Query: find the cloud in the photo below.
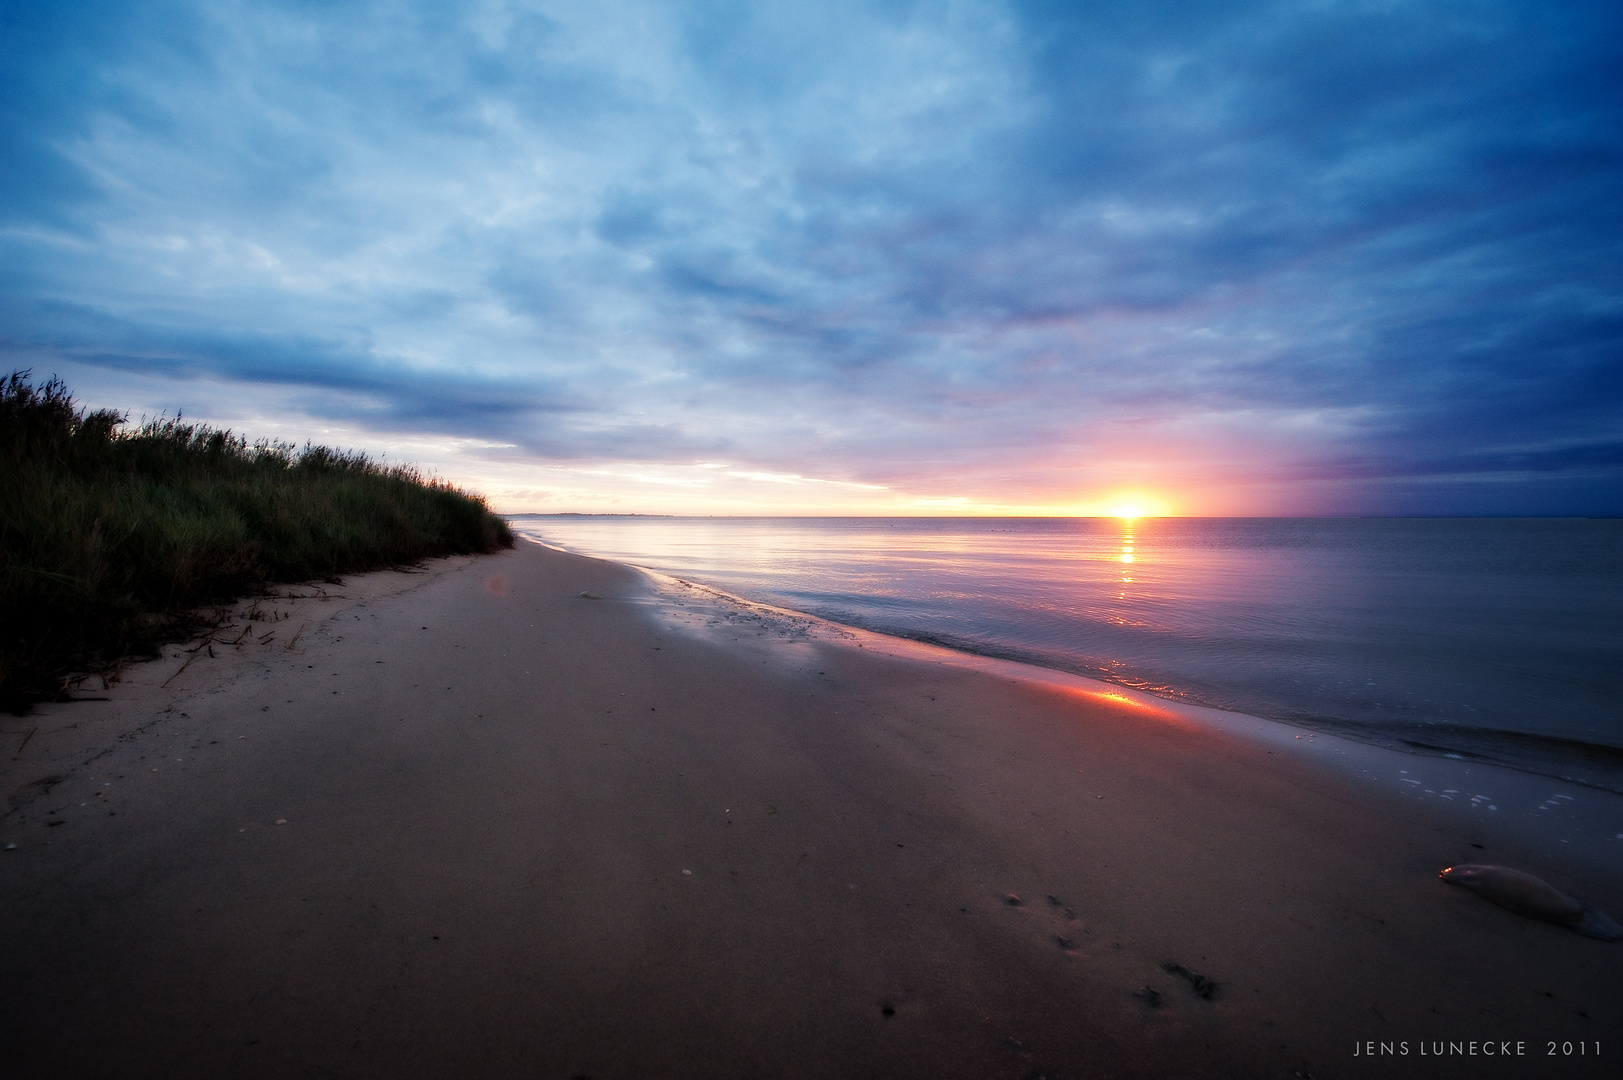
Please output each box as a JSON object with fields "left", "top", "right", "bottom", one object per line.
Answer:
{"left": 2, "top": 0, "right": 1620, "bottom": 512}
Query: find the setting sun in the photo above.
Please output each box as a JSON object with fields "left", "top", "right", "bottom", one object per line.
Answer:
{"left": 1086, "top": 491, "right": 1172, "bottom": 519}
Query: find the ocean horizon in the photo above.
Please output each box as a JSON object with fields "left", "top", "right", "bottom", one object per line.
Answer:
{"left": 511, "top": 514, "right": 1623, "bottom": 791}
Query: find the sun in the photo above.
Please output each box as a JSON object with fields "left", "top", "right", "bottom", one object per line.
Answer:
{"left": 1088, "top": 491, "right": 1172, "bottom": 519}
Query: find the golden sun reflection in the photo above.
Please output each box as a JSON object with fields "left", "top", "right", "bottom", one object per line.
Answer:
{"left": 1067, "top": 687, "right": 1182, "bottom": 721}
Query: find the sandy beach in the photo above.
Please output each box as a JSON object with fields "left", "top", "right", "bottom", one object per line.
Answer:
{"left": 2, "top": 540, "right": 1619, "bottom": 1079}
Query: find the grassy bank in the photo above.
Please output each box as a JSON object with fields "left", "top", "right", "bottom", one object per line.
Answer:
{"left": 1, "top": 372, "right": 512, "bottom": 708}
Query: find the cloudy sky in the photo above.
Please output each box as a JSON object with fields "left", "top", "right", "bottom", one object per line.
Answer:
{"left": 4, "top": 0, "right": 1620, "bottom": 514}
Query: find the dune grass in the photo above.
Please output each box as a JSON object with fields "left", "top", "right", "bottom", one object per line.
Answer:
{"left": 1, "top": 372, "right": 513, "bottom": 708}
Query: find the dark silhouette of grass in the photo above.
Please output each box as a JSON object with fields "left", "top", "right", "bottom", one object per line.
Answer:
{"left": 1, "top": 372, "right": 513, "bottom": 709}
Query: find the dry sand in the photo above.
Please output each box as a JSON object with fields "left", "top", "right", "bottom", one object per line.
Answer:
{"left": 2, "top": 541, "right": 1619, "bottom": 1079}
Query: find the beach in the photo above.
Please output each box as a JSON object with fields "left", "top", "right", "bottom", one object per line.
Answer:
{"left": 2, "top": 541, "right": 1619, "bottom": 1078}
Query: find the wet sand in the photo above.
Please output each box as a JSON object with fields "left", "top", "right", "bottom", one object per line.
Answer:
{"left": 2, "top": 541, "right": 1619, "bottom": 1079}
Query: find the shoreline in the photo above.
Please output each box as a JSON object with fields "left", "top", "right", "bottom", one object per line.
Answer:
{"left": 508, "top": 515, "right": 1623, "bottom": 797}
{"left": 3, "top": 541, "right": 1620, "bottom": 1078}
{"left": 541, "top": 536, "right": 1623, "bottom": 840}
{"left": 631, "top": 556, "right": 1623, "bottom": 881}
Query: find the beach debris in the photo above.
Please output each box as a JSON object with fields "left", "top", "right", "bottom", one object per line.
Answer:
{"left": 580, "top": 591, "right": 602, "bottom": 599}
{"left": 1134, "top": 986, "right": 1164, "bottom": 1008}
{"left": 1439, "top": 863, "right": 1623, "bottom": 940}
{"left": 162, "top": 630, "right": 225, "bottom": 686}
{"left": 1004, "top": 893, "right": 1021, "bottom": 906}
{"left": 1162, "top": 961, "right": 1221, "bottom": 1000}
{"left": 274, "top": 819, "right": 287, "bottom": 826}
{"left": 4, "top": 843, "right": 16, "bottom": 850}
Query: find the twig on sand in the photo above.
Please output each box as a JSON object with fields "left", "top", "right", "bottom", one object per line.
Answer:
{"left": 162, "top": 630, "right": 222, "bottom": 687}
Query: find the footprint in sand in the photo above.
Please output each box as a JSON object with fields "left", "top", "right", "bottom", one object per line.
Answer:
{"left": 1162, "top": 961, "right": 1221, "bottom": 1000}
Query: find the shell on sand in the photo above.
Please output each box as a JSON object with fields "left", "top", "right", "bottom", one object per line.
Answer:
{"left": 1440, "top": 864, "right": 1623, "bottom": 941}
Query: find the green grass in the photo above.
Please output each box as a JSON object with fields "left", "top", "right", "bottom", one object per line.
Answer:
{"left": 1, "top": 372, "right": 513, "bottom": 708}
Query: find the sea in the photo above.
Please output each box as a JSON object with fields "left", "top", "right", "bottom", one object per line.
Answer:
{"left": 508, "top": 516, "right": 1623, "bottom": 792}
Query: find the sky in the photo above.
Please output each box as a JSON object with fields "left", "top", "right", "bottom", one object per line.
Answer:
{"left": 3, "top": 0, "right": 1621, "bottom": 516}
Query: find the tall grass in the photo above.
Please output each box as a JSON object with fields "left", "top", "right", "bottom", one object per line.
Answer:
{"left": 1, "top": 372, "right": 513, "bottom": 707}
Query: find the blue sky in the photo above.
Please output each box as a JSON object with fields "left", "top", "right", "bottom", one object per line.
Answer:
{"left": 3, "top": 0, "right": 1620, "bottom": 514}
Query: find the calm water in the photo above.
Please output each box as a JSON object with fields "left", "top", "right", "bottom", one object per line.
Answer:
{"left": 510, "top": 516, "right": 1623, "bottom": 784}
